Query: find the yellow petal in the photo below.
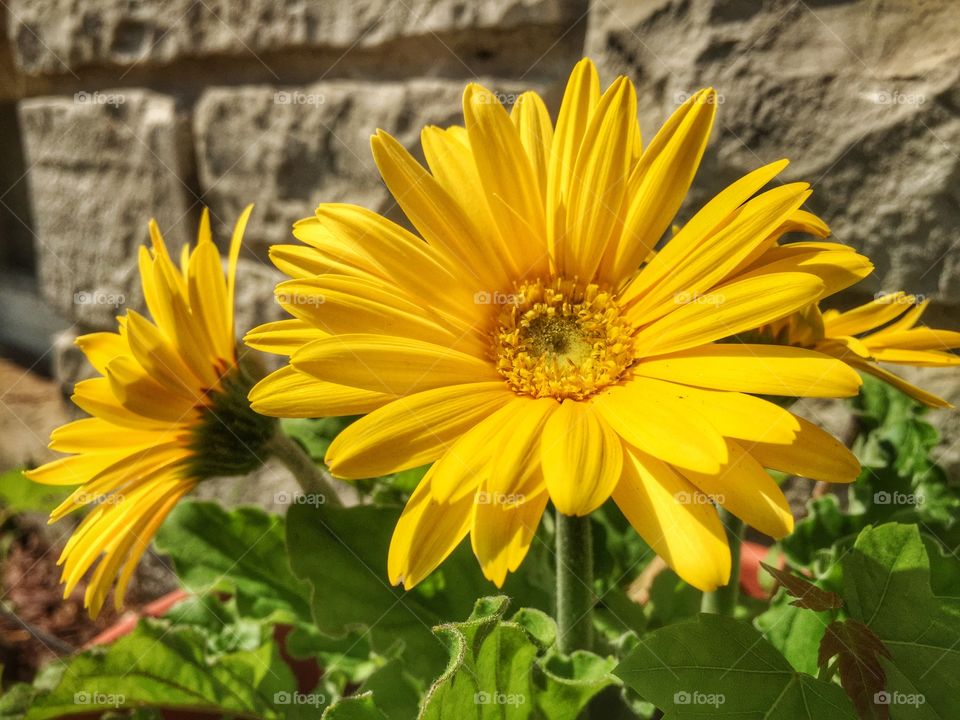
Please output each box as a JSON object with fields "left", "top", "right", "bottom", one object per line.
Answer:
{"left": 547, "top": 58, "right": 600, "bottom": 260}
{"left": 275, "top": 275, "right": 478, "bottom": 353}
{"left": 226, "top": 204, "right": 253, "bottom": 342}
{"left": 746, "top": 415, "right": 861, "bottom": 482}
{"left": 244, "top": 319, "right": 326, "bottom": 356}
{"left": 371, "top": 130, "right": 508, "bottom": 288}
{"left": 325, "top": 382, "right": 514, "bottom": 478}
{"left": 388, "top": 470, "right": 473, "bottom": 588}
{"left": 249, "top": 366, "right": 394, "bottom": 418}
{"left": 591, "top": 378, "right": 727, "bottom": 473}
{"left": 737, "top": 243, "right": 874, "bottom": 299}
{"left": 292, "top": 334, "right": 497, "bottom": 396}
{"left": 633, "top": 344, "right": 863, "bottom": 398}
{"left": 472, "top": 485, "right": 549, "bottom": 587}
{"left": 681, "top": 440, "right": 794, "bottom": 539}
{"left": 313, "top": 204, "right": 479, "bottom": 326}
{"left": 75, "top": 332, "right": 128, "bottom": 375}
{"left": 822, "top": 292, "right": 913, "bottom": 337}
{"left": 869, "top": 348, "right": 960, "bottom": 366}
{"left": 541, "top": 401, "right": 622, "bottom": 516}
{"left": 48, "top": 418, "right": 162, "bottom": 453}
{"left": 510, "top": 92, "right": 554, "bottom": 204}
{"left": 632, "top": 272, "right": 825, "bottom": 357}
{"left": 626, "top": 183, "right": 812, "bottom": 325}
{"left": 489, "top": 397, "right": 557, "bottom": 497}
{"left": 848, "top": 359, "right": 952, "bottom": 409}
{"left": 605, "top": 89, "right": 718, "bottom": 281}
{"left": 635, "top": 384, "right": 800, "bottom": 445}
{"left": 619, "top": 159, "right": 788, "bottom": 303}
{"left": 428, "top": 398, "right": 531, "bottom": 503}
{"left": 72, "top": 378, "right": 171, "bottom": 431}
{"left": 463, "top": 84, "right": 548, "bottom": 279}
{"left": 612, "top": 446, "right": 730, "bottom": 592}
{"left": 562, "top": 76, "right": 637, "bottom": 280}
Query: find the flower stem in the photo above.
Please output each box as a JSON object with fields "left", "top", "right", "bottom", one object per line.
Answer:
{"left": 264, "top": 430, "right": 343, "bottom": 507}
{"left": 700, "top": 508, "right": 743, "bottom": 615}
{"left": 555, "top": 510, "right": 594, "bottom": 654}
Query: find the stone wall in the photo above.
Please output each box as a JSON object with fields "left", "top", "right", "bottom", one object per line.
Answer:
{"left": 1, "top": 0, "right": 959, "bottom": 468}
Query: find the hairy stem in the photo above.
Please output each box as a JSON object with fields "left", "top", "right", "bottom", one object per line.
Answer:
{"left": 555, "top": 510, "right": 594, "bottom": 653}
{"left": 264, "top": 430, "right": 343, "bottom": 507}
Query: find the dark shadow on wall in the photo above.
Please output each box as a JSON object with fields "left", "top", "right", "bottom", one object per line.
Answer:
{"left": 0, "top": 101, "right": 35, "bottom": 274}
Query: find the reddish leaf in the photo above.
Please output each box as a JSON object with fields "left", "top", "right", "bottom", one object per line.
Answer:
{"left": 819, "top": 619, "right": 893, "bottom": 720}
{"left": 760, "top": 561, "right": 844, "bottom": 611}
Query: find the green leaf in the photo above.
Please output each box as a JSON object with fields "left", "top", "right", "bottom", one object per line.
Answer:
{"left": 841, "top": 523, "right": 960, "bottom": 717}
{"left": 615, "top": 613, "right": 856, "bottom": 718}
{"left": 322, "top": 692, "right": 389, "bottom": 719}
{"left": 0, "top": 468, "right": 71, "bottom": 516}
{"left": 420, "top": 596, "right": 536, "bottom": 719}
{"left": 281, "top": 417, "right": 355, "bottom": 462}
{"left": 755, "top": 599, "right": 832, "bottom": 676}
{"left": 419, "top": 596, "right": 616, "bottom": 720}
{"left": 24, "top": 619, "right": 309, "bottom": 719}
{"left": 154, "top": 501, "right": 312, "bottom": 623}
{"left": 286, "top": 504, "right": 550, "bottom": 684}
{"left": 0, "top": 682, "right": 37, "bottom": 720}
{"left": 537, "top": 651, "right": 618, "bottom": 720}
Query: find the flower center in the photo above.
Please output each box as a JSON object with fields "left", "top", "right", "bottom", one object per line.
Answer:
{"left": 493, "top": 278, "right": 635, "bottom": 400}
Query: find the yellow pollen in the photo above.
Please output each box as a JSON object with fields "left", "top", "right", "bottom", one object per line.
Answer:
{"left": 493, "top": 278, "right": 635, "bottom": 400}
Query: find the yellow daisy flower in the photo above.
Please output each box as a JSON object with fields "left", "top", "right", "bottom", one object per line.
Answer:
{"left": 27, "top": 206, "right": 276, "bottom": 617}
{"left": 762, "top": 294, "right": 960, "bottom": 408}
{"left": 249, "top": 59, "right": 866, "bottom": 592}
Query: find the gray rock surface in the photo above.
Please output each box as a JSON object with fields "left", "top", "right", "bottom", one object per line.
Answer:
{"left": 18, "top": 89, "right": 194, "bottom": 329}
{"left": 7, "top": 0, "right": 582, "bottom": 75}
{"left": 587, "top": 0, "right": 960, "bottom": 302}
{"left": 193, "top": 78, "right": 554, "bottom": 252}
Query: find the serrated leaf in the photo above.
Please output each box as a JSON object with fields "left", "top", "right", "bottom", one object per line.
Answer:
{"left": 615, "top": 613, "right": 857, "bottom": 719}
{"left": 322, "top": 692, "right": 389, "bottom": 719}
{"left": 819, "top": 619, "right": 892, "bottom": 720}
{"left": 761, "top": 561, "right": 844, "bottom": 610}
{"left": 418, "top": 596, "right": 615, "bottom": 720}
{"left": 841, "top": 523, "right": 960, "bottom": 718}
